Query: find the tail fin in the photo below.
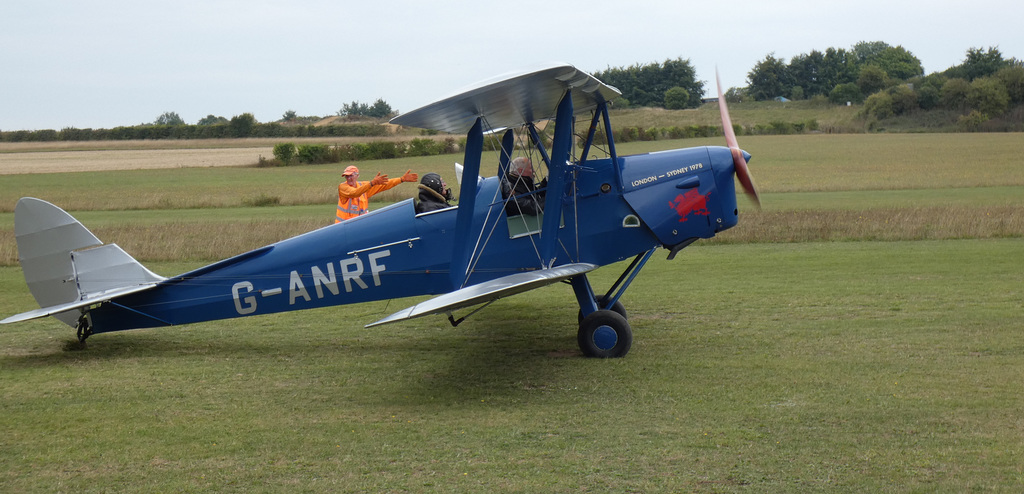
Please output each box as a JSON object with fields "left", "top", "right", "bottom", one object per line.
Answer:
{"left": 4, "top": 198, "right": 164, "bottom": 327}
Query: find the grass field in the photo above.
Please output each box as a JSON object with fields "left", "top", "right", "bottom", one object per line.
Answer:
{"left": 1, "top": 133, "right": 1023, "bottom": 491}
{"left": 1, "top": 133, "right": 1020, "bottom": 264}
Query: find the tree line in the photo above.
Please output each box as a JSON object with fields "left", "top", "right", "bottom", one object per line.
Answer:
{"left": 4, "top": 45, "right": 1020, "bottom": 142}
{"left": 1, "top": 99, "right": 397, "bottom": 143}
{"left": 741, "top": 43, "right": 1023, "bottom": 126}
{"left": 0, "top": 112, "right": 392, "bottom": 143}
{"left": 593, "top": 58, "right": 705, "bottom": 109}
{"left": 593, "top": 43, "right": 1022, "bottom": 125}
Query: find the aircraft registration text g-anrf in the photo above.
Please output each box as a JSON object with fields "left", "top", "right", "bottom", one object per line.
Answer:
{"left": 232, "top": 250, "right": 391, "bottom": 315}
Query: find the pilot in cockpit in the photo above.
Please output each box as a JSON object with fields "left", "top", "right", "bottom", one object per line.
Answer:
{"left": 415, "top": 173, "right": 454, "bottom": 214}
{"left": 501, "top": 156, "right": 547, "bottom": 216}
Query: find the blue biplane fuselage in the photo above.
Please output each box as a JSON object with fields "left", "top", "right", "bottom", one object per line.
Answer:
{"left": 86, "top": 146, "right": 740, "bottom": 333}
{"left": 5, "top": 64, "right": 757, "bottom": 358}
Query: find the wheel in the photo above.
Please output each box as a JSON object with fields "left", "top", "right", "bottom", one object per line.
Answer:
{"left": 76, "top": 314, "right": 92, "bottom": 343}
{"left": 578, "top": 310, "right": 632, "bottom": 358}
{"left": 577, "top": 295, "right": 627, "bottom": 323}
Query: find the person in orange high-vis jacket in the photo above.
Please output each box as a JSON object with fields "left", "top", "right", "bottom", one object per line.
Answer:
{"left": 336, "top": 165, "right": 418, "bottom": 223}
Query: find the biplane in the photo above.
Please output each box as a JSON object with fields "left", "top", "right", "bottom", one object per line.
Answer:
{"left": 2, "top": 63, "right": 759, "bottom": 358}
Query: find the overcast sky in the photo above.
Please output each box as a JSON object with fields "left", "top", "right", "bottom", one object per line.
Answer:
{"left": 2, "top": 0, "right": 1021, "bottom": 131}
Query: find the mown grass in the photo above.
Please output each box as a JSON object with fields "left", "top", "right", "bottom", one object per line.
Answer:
{"left": 1, "top": 133, "right": 1024, "bottom": 491}
{"left": 739, "top": 133, "right": 1024, "bottom": 193}
{"left": 2, "top": 240, "right": 1023, "bottom": 491}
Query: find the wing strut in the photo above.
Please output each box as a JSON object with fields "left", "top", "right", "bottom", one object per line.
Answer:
{"left": 497, "top": 128, "right": 515, "bottom": 178}
{"left": 539, "top": 90, "right": 574, "bottom": 267}
{"left": 579, "top": 106, "right": 603, "bottom": 164}
{"left": 527, "top": 123, "right": 551, "bottom": 169}
{"left": 450, "top": 117, "right": 484, "bottom": 289}
{"left": 578, "top": 101, "right": 620, "bottom": 192}
{"left": 600, "top": 103, "right": 622, "bottom": 191}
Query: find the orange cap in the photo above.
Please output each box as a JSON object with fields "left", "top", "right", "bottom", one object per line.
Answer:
{"left": 342, "top": 165, "right": 359, "bottom": 176}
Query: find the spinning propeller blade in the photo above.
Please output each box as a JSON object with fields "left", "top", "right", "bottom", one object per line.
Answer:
{"left": 716, "top": 70, "right": 761, "bottom": 209}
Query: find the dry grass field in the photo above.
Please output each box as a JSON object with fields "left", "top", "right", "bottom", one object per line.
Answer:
{"left": 0, "top": 146, "right": 268, "bottom": 174}
{"left": 0, "top": 133, "right": 1021, "bottom": 266}
{"left": 0, "top": 135, "right": 433, "bottom": 174}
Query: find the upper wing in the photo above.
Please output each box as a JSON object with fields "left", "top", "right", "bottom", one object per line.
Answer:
{"left": 366, "top": 263, "right": 598, "bottom": 327}
{"left": 389, "top": 63, "right": 620, "bottom": 134}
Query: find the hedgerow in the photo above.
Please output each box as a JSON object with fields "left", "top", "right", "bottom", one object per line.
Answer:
{"left": 0, "top": 122, "right": 390, "bottom": 142}
{"left": 604, "top": 121, "right": 820, "bottom": 144}
{"left": 259, "top": 137, "right": 461, "bottom": 166}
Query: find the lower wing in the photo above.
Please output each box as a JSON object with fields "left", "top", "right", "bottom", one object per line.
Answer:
{"left": 366, "top": 263, "right": 597, "bottom": 327}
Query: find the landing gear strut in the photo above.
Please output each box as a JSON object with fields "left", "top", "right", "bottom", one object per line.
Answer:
{"left": 569, "top": 248, "right": 656, "bottom": 358}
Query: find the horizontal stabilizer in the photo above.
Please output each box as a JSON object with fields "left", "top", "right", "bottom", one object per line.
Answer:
{"left": 73, "top": 243, "right": 166, "bottom": 296}
{"left": 366, "top": 263, "right": 597, "bottom": 328}
{"left": 1, "top": 283, "right": 161, "bottom": 325}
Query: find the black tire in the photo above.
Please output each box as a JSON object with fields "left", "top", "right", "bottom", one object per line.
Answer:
{"left": 578, "top": 310, "right": 632, "bottom": 358}
{"left": 577, "top": 295, "right": 627, "bottom": 324}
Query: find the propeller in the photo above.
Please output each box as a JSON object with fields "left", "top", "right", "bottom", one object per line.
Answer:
{"left": 716, "top": 69, "right": 761, "bottom": 209}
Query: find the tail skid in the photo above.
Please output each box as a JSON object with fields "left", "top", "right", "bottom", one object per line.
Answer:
{"left": 1, "top": 198, "right": 164, "bottom": 328}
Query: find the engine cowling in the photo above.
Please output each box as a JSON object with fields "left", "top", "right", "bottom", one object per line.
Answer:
{"left": 620, "top": 146, "right": 747, "bottom": 252}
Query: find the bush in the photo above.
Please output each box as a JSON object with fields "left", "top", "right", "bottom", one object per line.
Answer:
{"left": 768, "top": 121, "right": 794, "bottom": 134}
{"left": 941, "top": 78, "right": 970, "bottom": 111}
{"left": 615, "top": 127, "right": 641, "bottom": 143}
{"left": 888, "top": 85, "right": 919, "bottom": 115}
{"left": 360, "top": 141, "right": 401, "bottom": 160}
{"left": 665, "top": 125, "right": 716, "bottom": 139}
{"left": 255, "top": 155, "right": 282, "bottom": 167}
{"left": 229, "top": 113, "right": 257, "bottom": 138}
{"left": 330, "top": 144, "right": 359, "bottom": 162}
{"left": 863, "top": 92, "right": 894, "bottom": 119}
{"left": 407, "top": 138, "right": 451, "bottom": 157}
{"left": 273, "top": 143, "right": 297, "bottom": 164}
{"left": 857, "top": 65, "right": 889, "bottom": 95}
{"left": 441, "top": 137, "right": 458, "bottom": 154}
{"left": 663, "top": 87, "right": 690, "bottom": 110}
{"left": 830, "top": 83, "right": 863, "bottom": 104}
{"left": 297, "top": 144, "right": 331, "bottom": 164}
{"left": 995, "top": 66, "right": 1024, "bottom": 104}
{"left": 958, "top": 110, "right": 988, "bottom": 131}
{"left": 917, "top": 85, "right": 941, "bottom": 110}
{"left": 967, "top": 77, "right": 1010, "bottom": 116}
